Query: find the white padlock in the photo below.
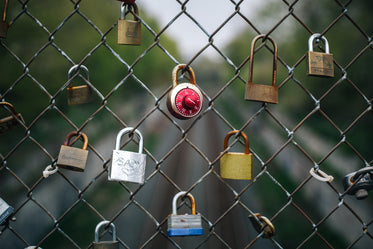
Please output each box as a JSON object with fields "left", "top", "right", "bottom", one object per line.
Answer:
{"left": 109, "top": 127, "right": 146, "bottom": 184}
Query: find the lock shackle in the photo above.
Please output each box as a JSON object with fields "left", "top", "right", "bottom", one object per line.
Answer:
{"left": 248, "top": 35, "right": 277, "bottom": 87}
{"left": 67, "top": 65, "right": 90, "bottom": 89}
{"left": 308, "top": 33, "right": 330, "bottom": 53}
{"left": 115, "top": 127, "right": 143, "bottom": 154}
{"left": 94, "top": 220, "right": 117, "bottom": 242}
{"left": 249, "top": 213, "right": 275, "bottom": 238}
{"left": 64, "top": 131, "right": 88, "bottom": 150}
{"left": 172, "top": 191, "right": 196, "bottom": 215}
{"left": 120, "top": 2, "right": 139, "bottom": 20}
{"left": 223, "top": 130, "right": 250, "bottom": 154}
{"left": 172, "top": 64, "right": 196, "bottom": 88}
{"left": 350, "top": 166, "right": 373, "bottom": 182}
{"left": 1, "top": 102, "right": 19, "bottom": 117}
{"left": 2, "top": 0, "right": 8, "bottom": 22}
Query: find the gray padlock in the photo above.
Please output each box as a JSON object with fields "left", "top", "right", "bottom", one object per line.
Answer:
{"left": 93, "top": 220, "right": 119, "bottom": 249}
{"left": 0, "top": 197, "right": 14, "bottom": 225}
{"left": 109, "top": 127, "right": 146, "bottom": 184}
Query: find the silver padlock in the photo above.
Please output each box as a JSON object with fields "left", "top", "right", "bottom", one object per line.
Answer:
{"left": 167, "top": 191, "right": 203, "bottom": 237}
{"left": 109, "top": 127, "right": 146, "bottom": 184}
{"left": 0, "top": 197, "right": 14, "bottom": 225}
{"left": 24, "top": 247, "right": 42, "bottom": 249}
{"left": 93, "top": 220, "right": 119, "bottom": 249}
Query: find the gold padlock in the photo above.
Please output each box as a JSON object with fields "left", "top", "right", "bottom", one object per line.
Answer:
{"left": 245, "top": 35, "right": 278, "bottom": 104}
{"left": 0, "top": 102, "right": 24, "bottom": 134}
{"left": 67, "top": 65, "right": 93, "bottom": 105}
{"left": 0, "top": 0, "right": 9, "bottom": 38}
{"left": 57, "top": 131, "right": 89, "bottom": 172}
{"left": 117, "top": 3, "right": 141, "bottom": 45}
{"left": 220, "top": 130, "right": 252, "bottom": 180}
{"left": 307, "top": 33, "right": 334, "bottom": 77}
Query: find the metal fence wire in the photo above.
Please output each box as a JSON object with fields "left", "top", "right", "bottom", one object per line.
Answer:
{"left": 0, "top": 0, "right": 373, "bottom": 248}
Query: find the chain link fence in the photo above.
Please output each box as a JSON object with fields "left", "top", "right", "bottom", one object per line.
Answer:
{"left": 1, "top": 0, "right": 372, "bottom": 248}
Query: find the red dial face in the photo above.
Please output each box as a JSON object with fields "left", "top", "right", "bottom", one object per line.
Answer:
{"left": 175, "top": 88, "right": 202, "bottom": 117}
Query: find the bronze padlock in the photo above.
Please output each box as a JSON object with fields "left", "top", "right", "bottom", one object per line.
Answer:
{"left": 307, "top": 33, "right": 334, "bottom": 77}
{"left": 117, "top": 3, "right": 141, "bottom": 45}
{"left": 0, "top": 0, "right": 9, "bottom": 38}
{"left": 220, "top": 130, "right": 252, "bottom": 180}
{"left": 57, "top": 131, "right": 89, "bottom": 172}
{"left": 67, "top": 65, "right": 93, "bottom": 105}
{"left": 0, "top": 102, "right": 24, "bottom": 134}
{"left": 245, "top": 35, "right": 278, "bottom": 104}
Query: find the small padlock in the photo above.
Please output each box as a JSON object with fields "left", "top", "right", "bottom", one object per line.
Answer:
{"left": 0, "top": 0, "right": 9, "bottom": 38}
{"left": 93, "top": 220, "right": 119, "bottom": 249}
{"left": 245, "top": 35, "right": 278, "bottom": 104}
{"left": 166, "top": 64, "right": 203, "bottom": 119}
{"left": 343, "top": 166, "right": 373, "bottom": 200}
{"left": 249, "top": 213, "right": 275, "bottom": 238}
{"left": 307, "top": 33, "right": 334, "bottom": 77}
{"left": 220, "top": 130, "right": 252, "bottom": 180}
{"left": 0, "top": 197, "right": 14, "bottom": 225}
{"left": 67, "top": 65, "right": 93, "bottom": 105}
{"left": 167, "top": 191, "right": 203, "bottom": 237}
{"left": 0, "top": 102, "right": 25, "bottom": 134}
{"left": 56, "top": 131, "right": 89, "bottom": 172}
{"left": 117, "top": 2, "right": 141, "bottom": 45}
{"left": 109, "top": 127, "right": 146, "bottom": 184}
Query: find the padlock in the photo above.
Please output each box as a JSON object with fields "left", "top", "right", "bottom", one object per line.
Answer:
{"left": 307, "top": 33, "right": 334, "bottom": 77}
{"left": 67, "top": 65, "right": 93, "bottom": 105}
{"left": 245, "top": 35, "right": 278, "bottom": 104}
{"left": 166, "top": 64, "right": 203, "bottom": 119}
{"left": 167, "top": 191, "right": 203, "bottom": 237}
{"left": 0, "top": 0, "right": 9, "bottom": 38}
{"left": 117, "top": 2, "right": 141, "bottom": 45}
{"left": 249, "top": 213, "right": 275, "bottom": 238}
{"left": 343, "top": 166, "right": 373, "bottom": 200}
{"left": 24, "top": 247, "right": 42, "bottom": 249}
{"left": 0, "top": 197, "right": 14, "bottom": 225}
{"left": 220, "top": 130, "right": 252, "bottom": 180}
{"left": 0, "top": 102, "right": 25, "bottom": 134}
{"left": 56, "top": 131, "right": 89, "bottom": 172}
{"left": 109, "top": 127, "right": 146, "bottom": 184}
{"left": 93, "top": 220, "right": 119, "bottom": 249}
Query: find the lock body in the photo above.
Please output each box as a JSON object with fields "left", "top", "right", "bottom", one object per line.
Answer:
{"left": 0, "top": 21, "right": 8, "bottom": 38}
{"left": 110, "top": 150, "right": 146, "bottom": 183}
{"left": 167, "top": 214, "right": 203, "bottom": 236}
{"left": 245, "top": 83, "right": 278, "bottom": 104}
{"left": 220, "top": 152, "right": 252, "bottom": 180}
{"left": 307, "top": 51, "right": 334, "bottom": 77}
{"left": 93, "top": 241, "right": 119, "bottom": 249}
{"left": 118, "top": 19, "right": 141, "bottom": 45}
{"left": 0, "top": 197, "right": 14, "bottom": 225}
{"left": 68, "top": 85, "right": 93, "bottom": 105}
{"left": 57, "top": 145, "right": 88, "bottom": 172}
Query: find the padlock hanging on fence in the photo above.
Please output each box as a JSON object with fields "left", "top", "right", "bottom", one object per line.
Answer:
{"left": 67, "top": 65, "right": 93, "bottom": 105}
{"left": 166, "top": 64, "right": 203, "bottom": 120}
{"left": 0, "top": 197, "right": 14, "bottom": 225}
{"left": 117, "top": 2, "right": 141, "bottom": 45}
{"left": 245, "top": 34, "right": 278, "bottom": 104}
{"left": 307, "top": 33, "right": 334, "bottom": 77}
{"left": 0, "top": 101, "right": 25, "bottom": 134}
{"left": 109, "top": 127, "right": 146, "bottom": 184}
{"left": 343, "top": 166, "right": 373, "bottom": 200}
{"left": 92, "top": 220, "right": 119, "bottom": 249}
{"left": 0, "top": 0, "right": 9, "bottom": 38}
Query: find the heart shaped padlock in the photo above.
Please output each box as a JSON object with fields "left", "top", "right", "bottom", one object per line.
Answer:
{"left": 166, "top": 64, "right": 203, "bottom": 119}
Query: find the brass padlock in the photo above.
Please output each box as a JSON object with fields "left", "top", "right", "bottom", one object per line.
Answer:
{"left": 67, "top": 65, "right": 93, "bottom": 105}
{"left": 0, "top": 102, "right": 25, "bottom": 134}
{"left": 0, "top": 0, "right": 9, "bottom": 38}
{"left": 56, "top": 131, "right": 89, "bottom": 172}
{"left": 93, "top": 220, "right": 119, "bottom": 249}
{"left": 307, "top": 33, "right": 334, "bottom": 77}
{"left": 117, "top": 2, "right": 141, "bottom": 45}
{"left": 220, "top": 130, "right": 252, "bottom": 180}
{"left": 166, "top": 64, "right": 203, "bottom": 119}
{"left": 245, "top": 35, "right": 278, "bottom": 104}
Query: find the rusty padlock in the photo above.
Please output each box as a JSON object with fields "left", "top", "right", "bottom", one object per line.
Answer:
{"left": 117, "top": 2, "right": 141, "bottom": 45}
{"left": 307, "top": 33, "right": 334, "bottom": 77}
{"left": 0, "top": 0, "right": 9, "bottom": 38}
{"left": 67, "top": 65, "right": 93, "bottom": 105}
{"left": 166, "top": 64, "right": 203, "bottom": 119}
{"left": 220, "top": 130, "right": 252, "bottom": 180}
{"left": 56, "top": 131, "right": 89, "bottom": 172}
{"left": 245, "top": 35, "right": 278, "bottom": 104}
{"left": 93, "top": 220, "right": 119, "bottom": 249}
{"left": 0, "top": 102, "right": 24, "bottom": 134}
